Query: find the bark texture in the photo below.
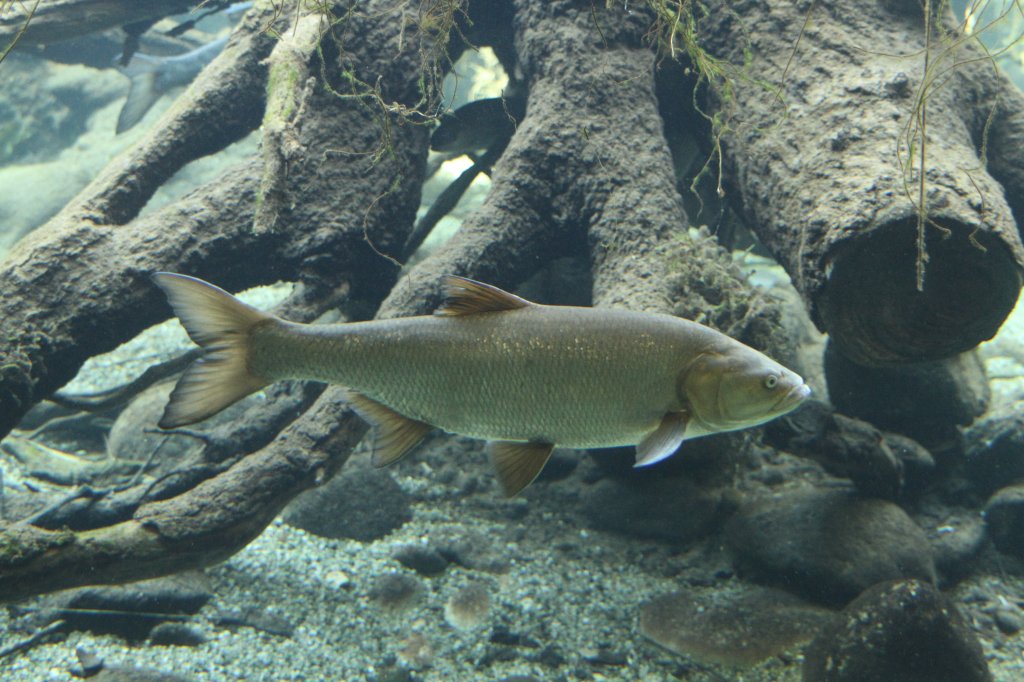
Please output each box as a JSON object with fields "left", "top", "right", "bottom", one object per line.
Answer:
{"left": 0, "top": 3, "right": 424, "bottom": 439}
{"left": 0, "top": 0, "right": 795, "bottom": 601}
{"left": 0, "top": 1, "right": 429, "bottom": 598}
{"left": 14, "top": 0, "right": 1010, "bottom": 603}
{"left": 701, "top": 0, "right": 1024, "bottom": 365}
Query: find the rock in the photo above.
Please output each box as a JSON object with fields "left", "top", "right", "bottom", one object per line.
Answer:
{"left": 926, "top": 513, "right": 987, "bottom": 583}
{"left": 580, "top": 645, "right": 628, "bottom": 666}
{"left": 825, "top": 344, "right": 989, "bottom": 450}
{"left": 396, "top": 632, "right": 433, "bottom": 669}
{"left": 983, "top": 483, "right": 1024, "bottom": 558}
{"left": 148, "top": 622, "right": 207, "bottom": 647}
{"left": 964, "top": 405, "right": 1024, "bottom": 496}
{"left": 726, "top": 487, "right": 937, "bottom": 604}
{"left": 993, "top": 606, "right": 1024, "bottom": 635}
{"left": 581, "top": 475, "right": 725, "bottom": 542}
{"left": 106, "top": 382, "right": 204, "bottom": 475}
{"left": 283, "top": 459, "right": 412, "bottom": 541}
{"left": 71, "top": 645, "right": 104, "bottom": 678}
{"left": 368, "top": 573, "right": 422, "bottom": 615}
{"left": 489, "top": 626, "right": 541, "bottom": 649}
{"left": 531, "top": 645, "right": 566, "bottom": 668}
{"left": 640, "top": 586, "right": 832, "bottom": 668}
{"left": 764, "top": 399, "right": 935, "bottom": 499}
{"left": 444, "top": 583, "right": 491, "bottom": 631}
{"left": 34, "top": 573, "right": 212, "bottom": 639}
{"left": 802, "top": 579, "right": 992, "bottom": 682}
{"left": 393, "top": 544, "right": 449, "bottom": 576}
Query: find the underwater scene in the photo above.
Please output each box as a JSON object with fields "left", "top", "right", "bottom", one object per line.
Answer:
{"left": 3, "top": 1, "right": 1024, "bottom": 680}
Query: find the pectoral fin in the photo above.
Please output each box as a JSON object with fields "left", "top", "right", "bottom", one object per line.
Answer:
{"left": 634, "top": 411, "right": 689, "bottom": 467}
{"left": 490, "top": 441, "right": 554, "bottom": 496}
{"left": 347, "top": 392, "right": 431, "bottom": 467}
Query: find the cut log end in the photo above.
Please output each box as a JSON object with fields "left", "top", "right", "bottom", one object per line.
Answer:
{"left": 817, "top": 218, "right": 1023, "bottom": 366}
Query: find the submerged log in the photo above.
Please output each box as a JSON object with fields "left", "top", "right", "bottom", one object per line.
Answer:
{"left": 0, "top": 0, "right": 429, "bottom": 599}
{"left": 700, "top": 0, "right": 1024, "bottom": 365}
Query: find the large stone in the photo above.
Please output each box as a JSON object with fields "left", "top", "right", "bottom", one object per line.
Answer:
{"left": 983, "top": 483, "right": 1024, "bottom": 558}
{"left": 825, "top": 344, "right": 990, "bottom": 450}
{"left": 802, "top": 579, "right": 992, "bottom": 682}
{"left": 726, "top": 487, "right": 936, "bottom": 604}
{"left": 965, "top": 405, "right": 1024, "bottom": 496}
{"left": 640, "top": 586, "right": 832, "bottom": 668}
{"left": 283, "top": 459, "right": 412, "bottom": 541}
{"left": 581, "top": 475, "right": 726, "bottom": 542}
{"left": 764, "top": 399, "right": 936, "bottom": 500}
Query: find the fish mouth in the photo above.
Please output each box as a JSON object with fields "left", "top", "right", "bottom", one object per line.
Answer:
{"left": 774, "top": 382, "right": 811, "bottom": 414}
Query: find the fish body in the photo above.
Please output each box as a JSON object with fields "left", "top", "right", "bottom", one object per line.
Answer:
{"left": 256, "top": 306, "right": 708, "bottom": 448}
{"left": 153, "top": 274, "right": 810, "bottom": 494}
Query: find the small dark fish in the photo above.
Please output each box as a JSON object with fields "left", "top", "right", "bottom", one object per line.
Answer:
{"left": 430, "top": 96, "right": 525, "bottom": 154}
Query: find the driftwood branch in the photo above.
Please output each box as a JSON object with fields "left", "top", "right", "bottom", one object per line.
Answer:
{"left": 0, "top": 0, "right": 431, "bottom": 600}
{"left": 700, "top": 0, "right": 1024, "bottom": 366}
{"left": 0, "top": 0, "right": 783, "bottom": 602}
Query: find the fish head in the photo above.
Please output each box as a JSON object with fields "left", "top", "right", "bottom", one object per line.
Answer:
{"left": 680, "top": 346, "right": 810, "bottom": 433}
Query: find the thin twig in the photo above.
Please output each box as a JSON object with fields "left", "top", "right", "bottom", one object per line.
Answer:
{"left": 0, "top": 620, "right": 65, "bottom": 659}
{"left": 49, "top": 350, "right": 200, "bottom": 414}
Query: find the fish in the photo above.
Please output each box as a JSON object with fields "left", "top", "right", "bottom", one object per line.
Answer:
{"left": 115, "top": 35, "right": 228, "bottom": 133}
{"left": 114, "top": 2, "right": 252, "bottom": 133}
{"left": 152, "top": 273, "right": 811, "bottom": 495}
{"left": 430, "top": 96, "right": 526, "bottom": 154}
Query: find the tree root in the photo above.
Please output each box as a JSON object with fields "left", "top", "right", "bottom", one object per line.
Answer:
{"left": 0, "top": 0, "right": 794, "bottom": 602}
{"left": 699, "top": 0, "right": 1024, "bottom": 365}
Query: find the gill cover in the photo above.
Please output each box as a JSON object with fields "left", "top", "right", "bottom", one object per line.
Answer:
{"left": 681, "top": 348, "right": 808, "bottom": 433}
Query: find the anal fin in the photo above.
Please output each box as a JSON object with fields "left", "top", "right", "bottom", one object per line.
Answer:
{"left": 634, "top": 411, "right": 688, "bottom": 467}
{"left": 347, "top": 393, "right": 431, "bottom": 467}
{"left": 490, "top": 441, "right": 555, "bottom": 496}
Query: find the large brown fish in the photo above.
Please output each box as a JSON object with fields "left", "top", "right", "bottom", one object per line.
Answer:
{"left": 153, "top": 274, "right": 810, "bottom": 495}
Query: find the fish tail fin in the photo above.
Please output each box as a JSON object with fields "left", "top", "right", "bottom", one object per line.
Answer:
{"left": 116, "top": 54, "right": 163, "bottom": 133}
{"left": 152, "top": 272, "right": 271, "bottom": 428}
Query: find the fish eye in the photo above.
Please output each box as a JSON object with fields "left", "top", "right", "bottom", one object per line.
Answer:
{"left": 763, "top": 374, "right": 779, "bottom": 390}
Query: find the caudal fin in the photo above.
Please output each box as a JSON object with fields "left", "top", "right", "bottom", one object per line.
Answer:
{"left": 115, "top": 53, "right": 163, "bottom": 134}
{"left": 152, "top": 273, "right": 271, "bottom": 428}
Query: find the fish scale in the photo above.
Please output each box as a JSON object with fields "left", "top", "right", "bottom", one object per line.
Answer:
{"left": 251, "top": 306, "right": 700, "bottom": 448}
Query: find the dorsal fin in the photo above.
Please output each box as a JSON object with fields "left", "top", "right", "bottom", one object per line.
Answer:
{"left": 434, "top": 276, "right": 533, "bottom": 317}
